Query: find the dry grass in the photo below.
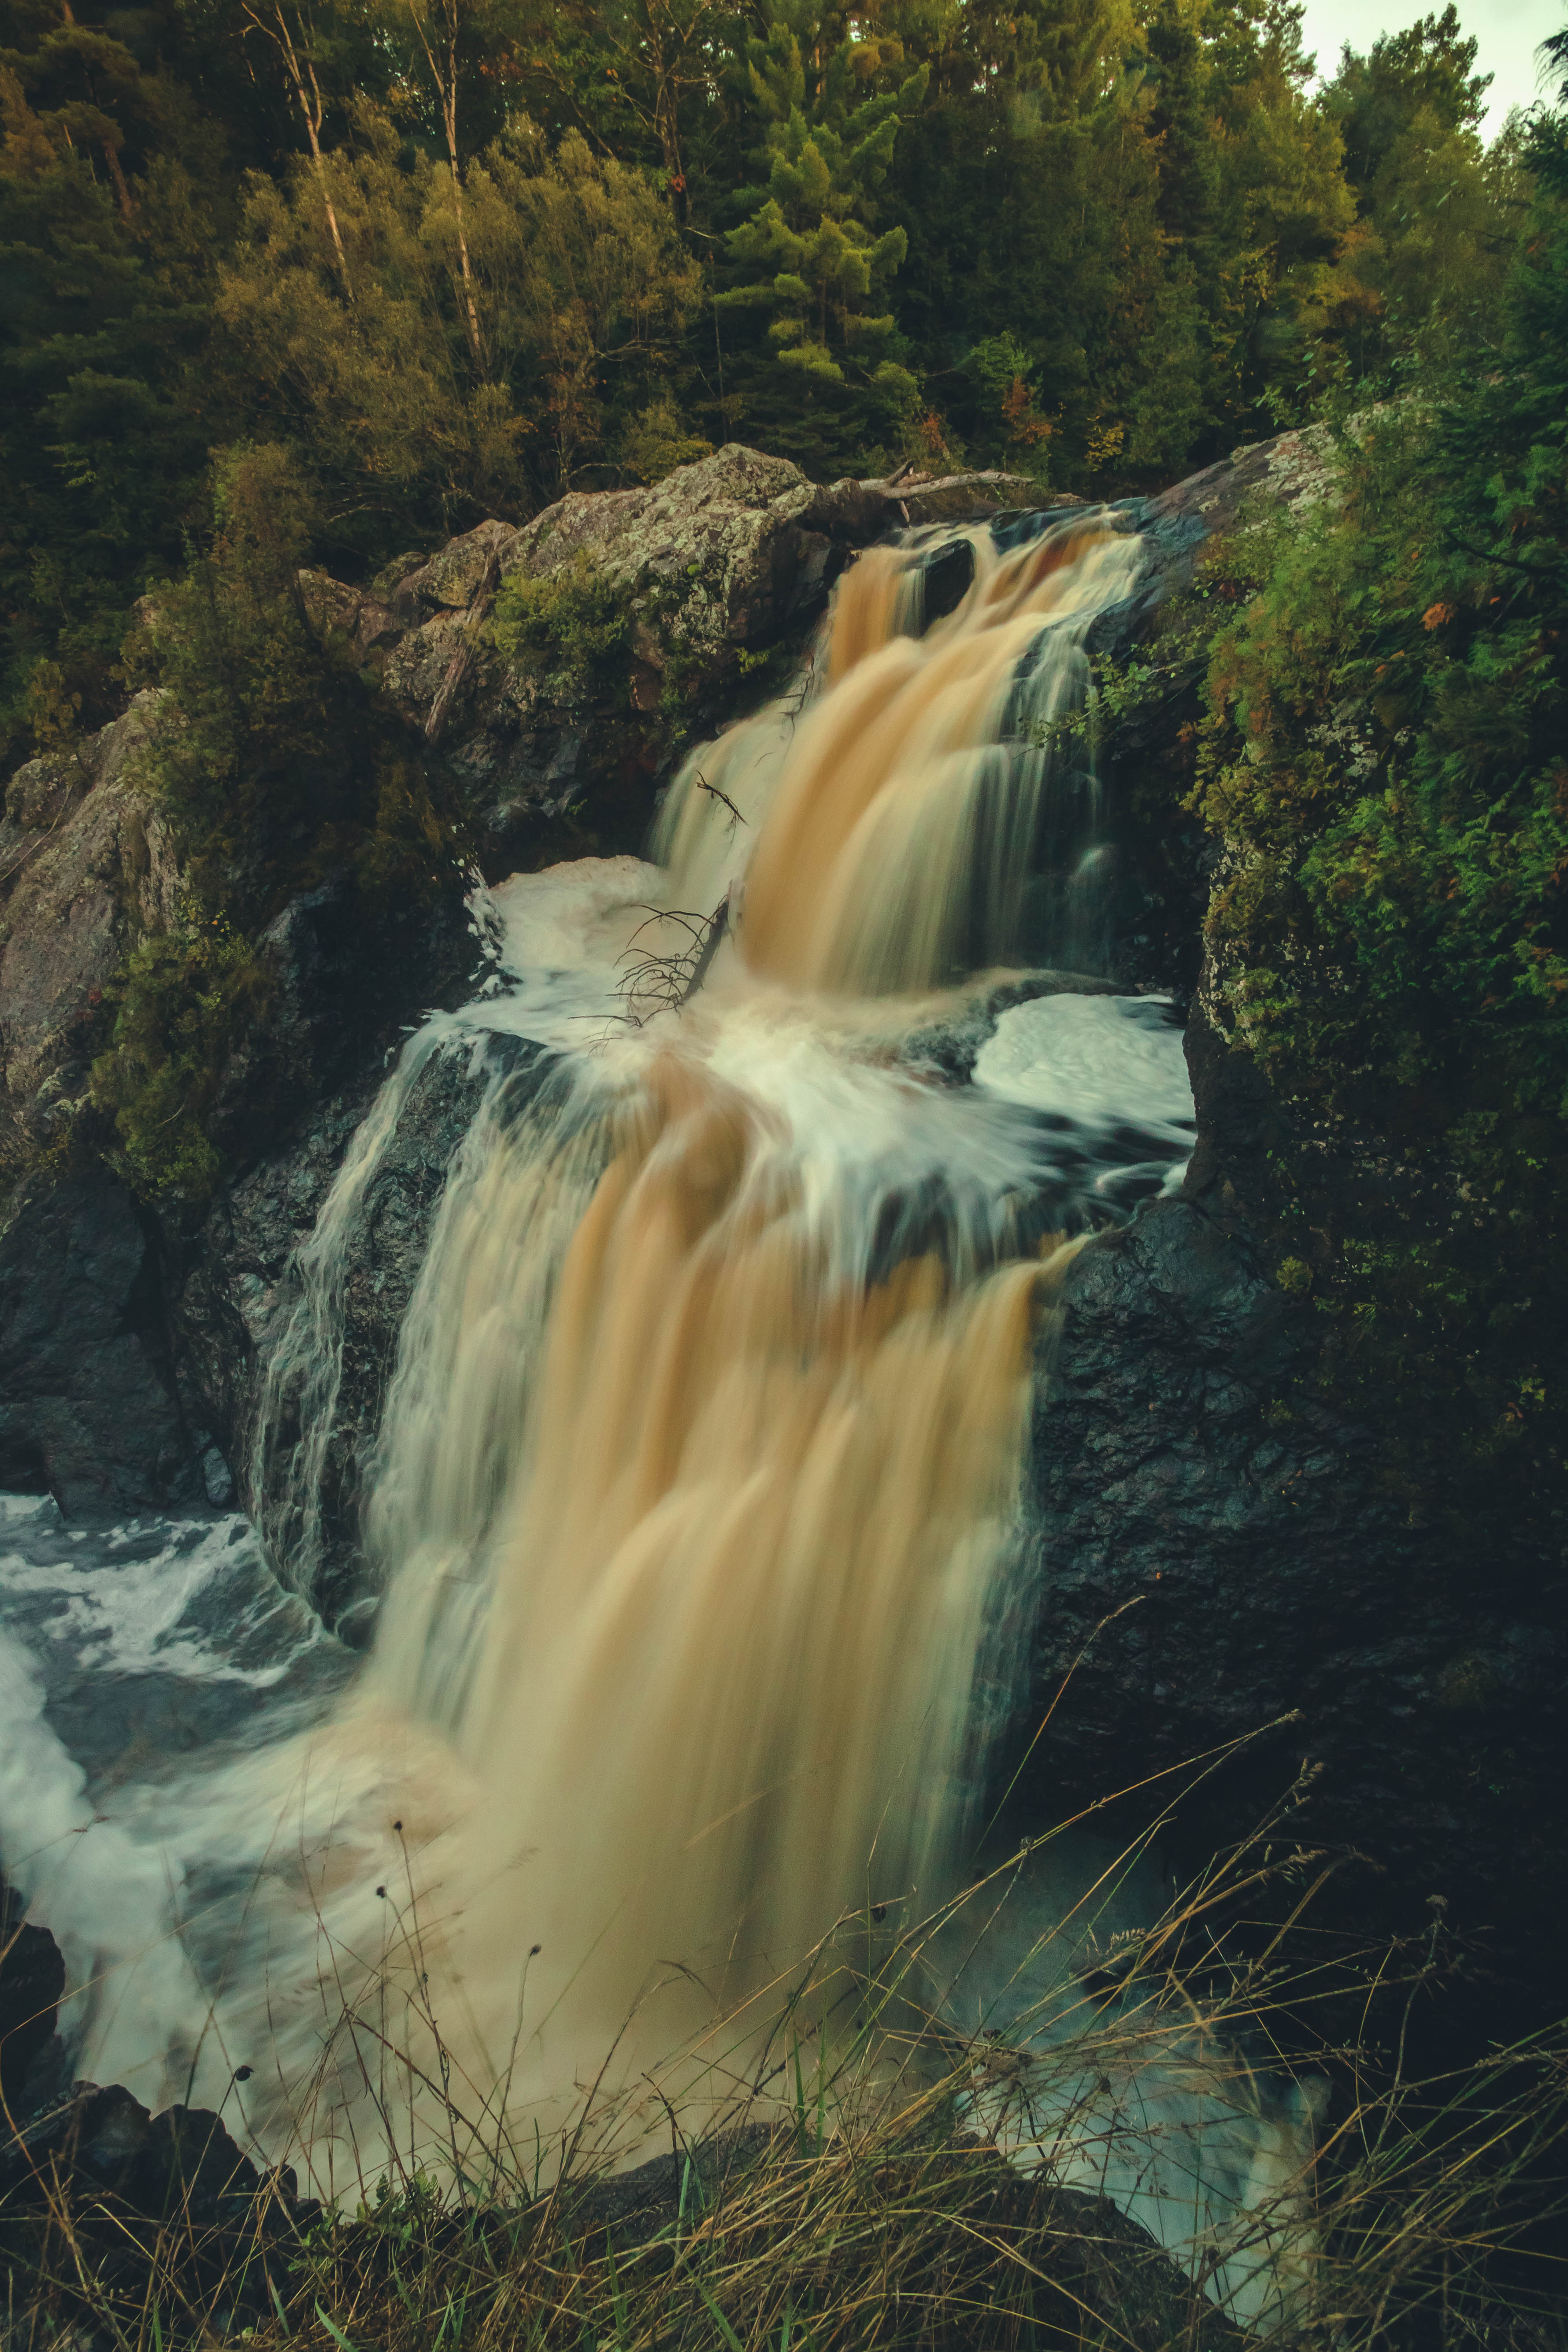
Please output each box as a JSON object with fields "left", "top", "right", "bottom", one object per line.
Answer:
{"left": 4, "top": 1771, "right": 1566, "bottom": 2352}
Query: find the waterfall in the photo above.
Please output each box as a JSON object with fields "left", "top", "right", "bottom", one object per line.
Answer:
{"left": 26, "top": 511, "right": 1261, "bottom": 2214}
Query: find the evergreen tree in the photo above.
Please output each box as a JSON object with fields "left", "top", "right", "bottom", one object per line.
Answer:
{"left": 1322, "top": 7, "right": 1518, "bottom": 369}
{"left": 711, "top": 2, "right": 927, "bottom": 471}
{"left": 1324, "top": 2, "right": 1490, "bottom": 203}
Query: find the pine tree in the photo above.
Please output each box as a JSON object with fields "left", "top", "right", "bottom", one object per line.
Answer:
{"left": 712, "top": 2, "right": 926, "bottom": 471}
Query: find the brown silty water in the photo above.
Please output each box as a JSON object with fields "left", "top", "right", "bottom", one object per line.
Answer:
{"left": 59, "top": 513, "right": 1151, "bottom": 2184}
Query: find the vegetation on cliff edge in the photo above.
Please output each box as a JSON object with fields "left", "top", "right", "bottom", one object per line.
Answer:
{"left": 1188, "top": 37, "right": 1568, "bottom": 1532}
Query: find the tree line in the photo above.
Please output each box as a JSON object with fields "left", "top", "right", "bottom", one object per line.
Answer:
{"left": 0, "top": 0, "right": 1528, "bottom": 769}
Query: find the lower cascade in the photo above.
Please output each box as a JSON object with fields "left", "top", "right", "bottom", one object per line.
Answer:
{"left": 1, "top": 513, "right": 1323, "bottom": 2328}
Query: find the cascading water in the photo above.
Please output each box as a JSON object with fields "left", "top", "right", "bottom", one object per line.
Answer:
{"left": 0, "top": 511, "right": 1317, "bottom": 2326}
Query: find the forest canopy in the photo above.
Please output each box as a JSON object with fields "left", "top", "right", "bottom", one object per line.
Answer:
{"left": 0, "top": 0, "right": 1533, "bottom": 769}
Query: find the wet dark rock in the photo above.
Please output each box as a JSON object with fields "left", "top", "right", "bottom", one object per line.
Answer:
{"left": 0, "top": 2073, "right": 276, "bottom": 2232}
{"left": 0, "top": 2103, "right": 1232, "bottom": 2352}
{"left": 550, "top": 2130, "right": 1239, "bottom": 2352}
{"left": 557, "top": 2122, "right": 778, "bottom": 2244}
{"left": 1020, "top": 1091, "right": 1568, "bottom": 2007}
{"left": 161, "top": 1028, "right": 548, "bottom": 1625}
{"left": 0, "top": 2072, "right": 315, "bottom": 2352}
{"left": 0, "top": 1168, "right": 200, "bottom": 1513}
{"left": 0, "top": 1879, "right": 65, "bottom": 2116}
{"left": 0, "top": 869, "right": 473, "bottom": 1523}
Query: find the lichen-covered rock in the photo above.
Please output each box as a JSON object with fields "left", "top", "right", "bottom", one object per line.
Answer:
{"left": 396, "top": 516, "right": 516, "bottom": 614}
{"left": 0, "top": 694, "right": 178, "bottom": 1182}
{"left": 503, "top": 448, "right": 1041, "bottom": 673}
{"left": 502, "top": 443, "right": 833, "bottom": 670}
{"left": 284, "top": 450, "right": 1052, "bottom": 880}
{"left": 297, "top": 571, "right": 405, "bottom": 666}
{"left": 1145, "top": 423, "right": 1337, "bottom": 539}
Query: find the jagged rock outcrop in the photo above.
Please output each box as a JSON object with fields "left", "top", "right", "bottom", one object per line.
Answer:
{"left": 0, "top": 693, "right": 176, "bottom": 1185}
{"left": 365, "top": 446, "right": 1040, "bottom": 872}
{"left": 0, "top": 871, "right": 475, "bottom": 1515}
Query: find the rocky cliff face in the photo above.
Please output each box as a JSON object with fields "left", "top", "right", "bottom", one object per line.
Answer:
{"left": 0, "top": 694, "right": 177, "bottom": 1183}
{"left": 2, "top": 431, "right": 1559, "bottom": 2004}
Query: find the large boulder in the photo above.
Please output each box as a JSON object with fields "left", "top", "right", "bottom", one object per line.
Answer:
{"left": 368, "top": 446, "right": 1040, "bottom": 873}
{"left": 0, "top": 693, "right": 176, "bottom": 1186}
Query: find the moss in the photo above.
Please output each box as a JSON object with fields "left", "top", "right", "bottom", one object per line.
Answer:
{"left": 89, "top": 909, "right": 271, "bottom": 1201}
{"left": 85, "top": 444, "right": 467, "bottom": 1205}
{"left": 1435, "top": 1653, "right": 1505, "bottom": 1713}
{"left": 1187, "top": 390, "right": 1568, "bottom": 1524}
{"left": 489, "top": 553, "right": 630, "bottom": 694}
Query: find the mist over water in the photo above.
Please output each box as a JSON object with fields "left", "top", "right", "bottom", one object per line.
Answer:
{"left": 0, "top": 512, "right": 1319, "bottom": 2320}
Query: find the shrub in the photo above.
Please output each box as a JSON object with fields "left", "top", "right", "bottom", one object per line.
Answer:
{"left": 89, "top": 911, "right": 269, "bottom": 1199}
{"left": 89, "top": 442, "right": 464, "bottom": 1202}
{"left": 489, "top": 553, "right": 630, "bottom": 694}
{"left": 615, "top": 393, "right": 714, "bottom": 485}
{"left": 1190, "top": 256, "right": 1567, "bottom": 1500}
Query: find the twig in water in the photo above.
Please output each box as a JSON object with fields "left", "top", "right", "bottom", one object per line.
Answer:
{"left": 693, "top": 770, "right": 746, "bottom": 832}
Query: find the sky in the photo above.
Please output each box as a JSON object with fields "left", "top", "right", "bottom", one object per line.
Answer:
{"left": 1296, "top": 0, "right": 1564, "bottom": 130}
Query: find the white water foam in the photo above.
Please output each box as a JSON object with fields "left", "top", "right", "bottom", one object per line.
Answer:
{"left": 0, "top": 1503, "right": 320, "bottom": 1690}
{"left": 457, "top": 854, "right": 667, "bottom": 1049}
{"left": 975, "top": 993, "right": 1196, "bottom": 1193}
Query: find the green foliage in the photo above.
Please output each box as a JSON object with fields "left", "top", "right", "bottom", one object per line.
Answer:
{"left": 1324, "top": 3, "right": 1492, "bottom": 200}
{"left": 126, "top": 442, "right": 455, "bottom": 911}
{"left": 1191, "top": 82, "right": 1568, "bottom": 1496}
{"left": 0, "top": 126, "right": 222, "bottom": 769}
{"left": 85, "top": 440, "right": 461, "bottom": 1200}
{"left": 489, "top": 551, "right": 630, "bottom": 692}
{"left": 711, "top": 4, "right": 926, "bottom": 471}
{"left": 217, "top": 113, "right": 701, "bottom": 542}
{"left": 1320, "top": 8, "right": 1522, "bottom": 373}
{"left": 615, "top": 390, "right": 713, "bottom": 483}
{"left": 88, "top": 908, "right": 268, "bottom": 1199}
{"left": 0, "top": 0, "right": 1541, "bottom": 703}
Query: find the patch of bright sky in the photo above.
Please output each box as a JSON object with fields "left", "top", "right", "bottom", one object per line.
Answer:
{"left": 1296, "top": 0, "right": 1564, "bottom": 133}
